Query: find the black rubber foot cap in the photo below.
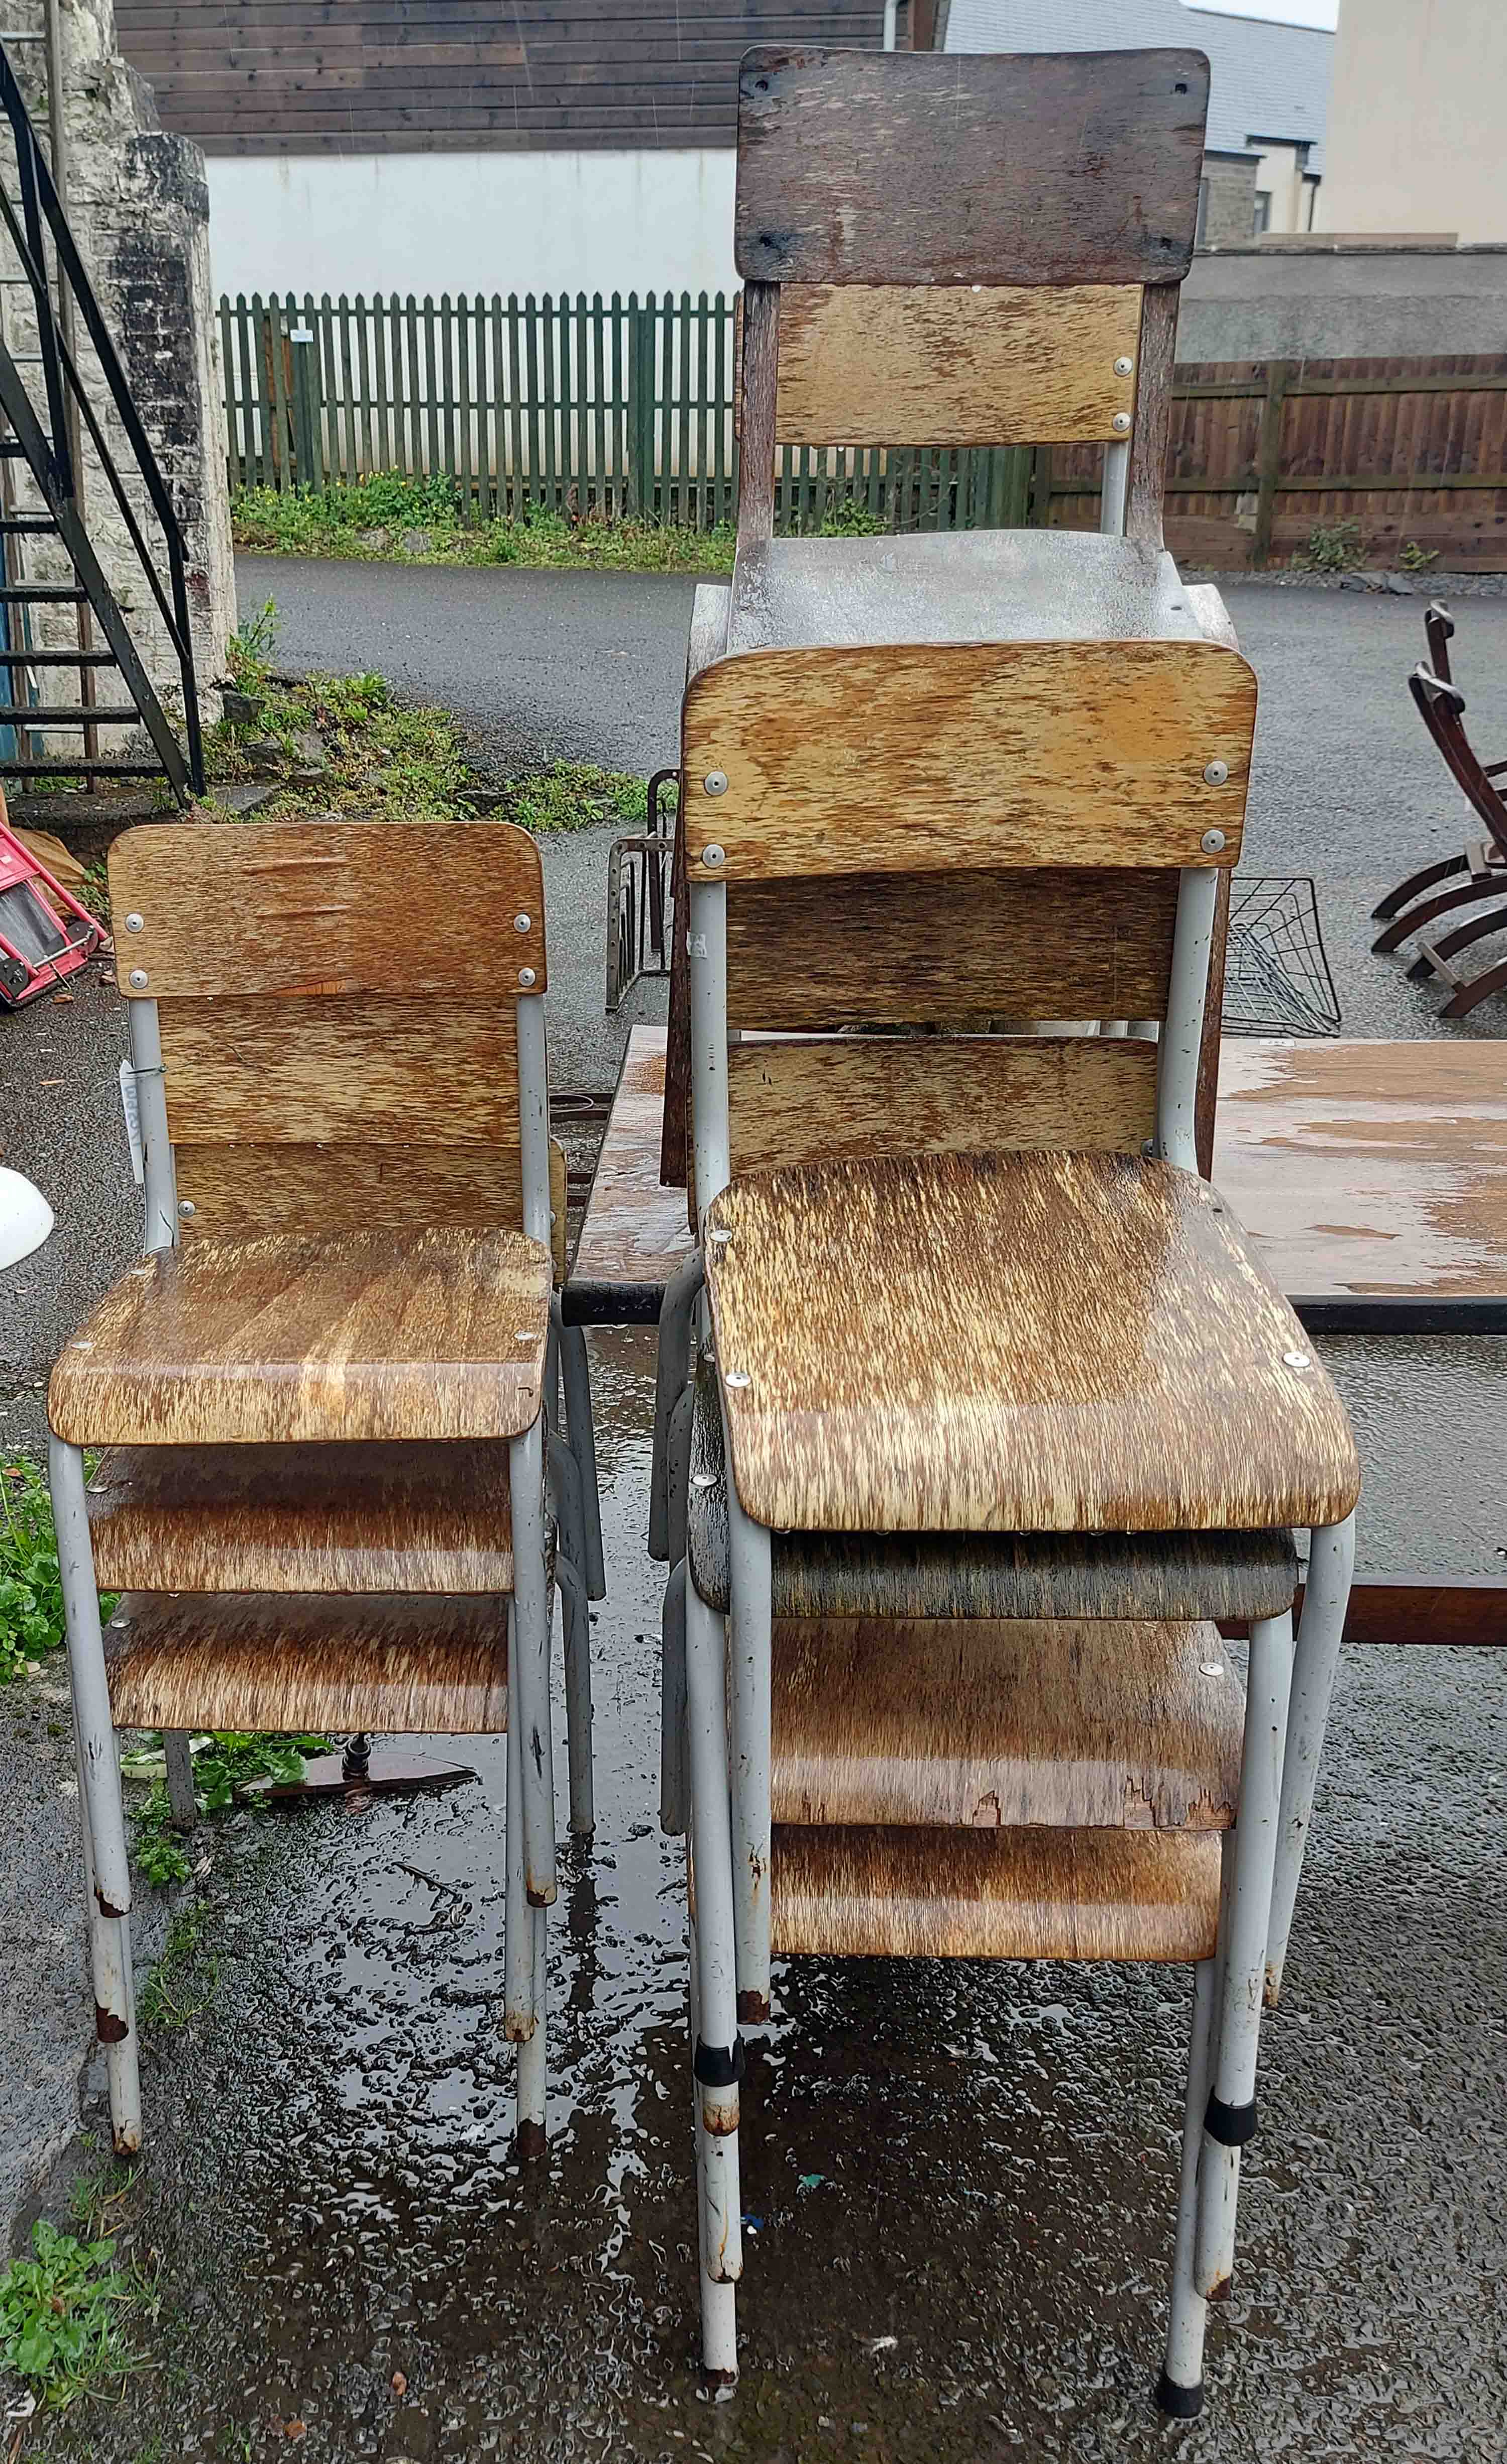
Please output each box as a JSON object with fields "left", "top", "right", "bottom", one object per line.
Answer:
{"left": 1155, "top": 2371, "right": 1204, "bottom": 2420}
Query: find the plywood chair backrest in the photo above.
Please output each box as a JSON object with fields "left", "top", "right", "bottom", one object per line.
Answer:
{"left": 109, "top": 819, "right": 561, "bottom": 1253}
{"left": 682, "top": 638, "right": 1254, "bottom": 1198}
{"left": 732, "top": 46, "right": 1210, "bottom": 542}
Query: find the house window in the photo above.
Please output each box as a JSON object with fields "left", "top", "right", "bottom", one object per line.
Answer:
{"left": 1253, "top": 190, "right": 1272, "bottom": 234}
{"left": 1196, "top": 177, "right": 1210, "bottom": 244}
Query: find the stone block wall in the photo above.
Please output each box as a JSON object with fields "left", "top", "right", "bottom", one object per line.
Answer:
{"left": 1199, "top": 155, "right": 1261, "bottom": 252}
{"left": 0, "top": 0, "right": 235, "bottom": 751}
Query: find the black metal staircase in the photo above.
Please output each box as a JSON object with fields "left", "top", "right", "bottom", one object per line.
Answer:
{"left": 0, "top": 39, "right": 203, "bottom": 801}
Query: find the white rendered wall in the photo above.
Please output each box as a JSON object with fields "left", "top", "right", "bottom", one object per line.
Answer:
{"left": 1318, "top": 0, "right": 1507, "bottom": 244}
{"left": 206, "top": 148, "right": 740, "bottom": 300}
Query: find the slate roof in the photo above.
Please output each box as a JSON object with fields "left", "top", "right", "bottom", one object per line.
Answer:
{"left": 943, "top": 0, "right": 1332, "bottom": 169}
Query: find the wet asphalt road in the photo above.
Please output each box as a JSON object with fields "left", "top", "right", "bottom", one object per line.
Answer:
{"left": 2, "top": 564, "right": 1506, "bottom": 2456}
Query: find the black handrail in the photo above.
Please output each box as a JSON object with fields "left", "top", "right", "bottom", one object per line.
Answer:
{"left": 0, "top": 42, "right": 204, "bottom": 794}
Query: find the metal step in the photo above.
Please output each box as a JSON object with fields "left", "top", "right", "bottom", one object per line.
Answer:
{"left": 0, "top": 703, "right": 142, "bottom": 724}
{"left": 0, "top": 646, "right": 118, "bottom": 665}
{"left": 0, "top": 758, "right": 168, "bottom": 778}
{"left": 0, "top": 582, "right": 86, "bottom": 601}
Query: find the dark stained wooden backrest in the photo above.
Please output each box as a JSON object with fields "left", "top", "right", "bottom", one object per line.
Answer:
{"left": 735, "top": 49, "right": 1210, "bottom": 287}
{"left": 109, "top": 819, "right": 558, "bottom": 1254}
{"left": 1410, "top": 666, "right": 1507, "bottom": 859}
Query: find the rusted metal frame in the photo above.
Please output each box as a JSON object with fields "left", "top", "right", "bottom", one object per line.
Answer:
{"left": 722, "top": 1368, "right": 774, "bottom": 2027}
{"left": 688, "top": 1882, "right": 738, "bottom": 2378}
{"left": 557, "top": 1316, "right": 605, "bottom": 1599}
{"left": 513, "top": 989, "right": 559, "bottom": 1908}
{"left": 685, "top": 1558, "right": 743, "bottom": 2370}
{"left": 1158, "top": 1951, "right": 1220, "bottom": 2417}
{"left": 49, "top": 1435, "right": 142, "bottom": 2151}
{"left": 660, "top": 1558, "right": 689, "bottom": 1836}
{"left": 651, "top": 1251, "right": 704, "bottom": 1560}
{"left": 1195, "top": 1608, "right": 1295, "bottom": 2301}
{"left": 504, "top": 1600, "right": 546, "bottom": 2158}
{"left": 1265, "top": 1514, "right": 1356, "bottom": 2009}
{"left": 555, "top": 1552, "right": 593, "bottom": 1840}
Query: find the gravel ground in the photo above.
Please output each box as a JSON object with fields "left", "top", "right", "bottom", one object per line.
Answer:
{"left": 2, "top": 563, "right": 1505, "bottom": 2459}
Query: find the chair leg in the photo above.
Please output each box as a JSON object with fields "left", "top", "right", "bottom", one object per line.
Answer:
{"left": 1265, "top": 1514, "right": 1356, "bottom": 2008}
{"left": 1157, "top": 1954, "right": 1219, "bottom": 2418}
{"left": 49, "top": 1437, "right": 141, "bottom": 2154}
{"left": 1370, "top": 851, "right": 1467, "bottom": 921}
{"left": 508, "top": 1417, "right": 558, "bottom": 1908}
{"left": 163, "top": 1731, "right": 198, "bottom": 1831}
{"left": 558, "top": 1320, "right": 606, "bottom": 1601}
{"left": 1371, "top": 872, "right": 1507, "bottom": 954}
{"left": 555, "top": 1554, "right": 594, "bottom": 1838}
{"left": 650, "top": 1254, "right": 704, "bottom": 1562}
{"left": 1195, "top": 1611, "right": 1294, "bottom": 2301}
{"left": 723, "top": 1455, "right": 773, "bottom": 2027}
{"left": 1407, "top": 897, "right": 1507, "bottom": 978}
{"left": 1442, "top": 948, "right": 1507, "bottom": 1017}
{"left": 685, "top": 1572, "right": 742, "bottom": 2380}
{"left": 660, "top": 1558, "right": 688, "bottom": 1836}
{"left": 689, "top": 1887, "right": 738, "bottom": 2381}
{"left": 504, "top": 1604, "right": 546, "bottom": 2159}
{"left": 665, "top": 1384, "right": 694, "bottom": 1570}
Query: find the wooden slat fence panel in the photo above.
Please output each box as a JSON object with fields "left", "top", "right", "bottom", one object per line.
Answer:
{"left": 216, "top": 300, "right": 1507, "bottom": 563}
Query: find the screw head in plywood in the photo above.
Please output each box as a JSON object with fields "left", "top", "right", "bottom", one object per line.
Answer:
{"left": 1283, "top": 1349, "right": 1312, "bottom": 1371}
{"left": 518, "top": 966, "right": 537, "bottom": 987}
{"left": 128, "top": 968, "right": 148, "bottom": 989}
{"left": 1201, "top": 829, "right": 1226, "bottom": 854}
{"left": 1114, "top": 356, "right": 1134, "bottom": 376}
{"left": 1203, "top": 759, "right": 1230, "bottom": 786}
{"left": 724, "top": 1369, "right": 751, "bottom": 1389}
{"left": 702, "top": 844, "right": 726, "bottom": 870}
{"left": 513, "top": 912, "right": 531, "bottom": 933}
{"left": 1111, "top": 411, "right": 1132, "bottom": 433}
{"left": 177, "top": 1200, "right": 195, "bottom": 1218}
{"left": 703, "top": 770, "right": 728, "bottom": 796}
{"left": 124, "top": 912, "right": 144, "bottom": 933}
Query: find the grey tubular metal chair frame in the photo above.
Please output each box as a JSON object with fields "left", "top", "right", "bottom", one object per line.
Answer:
{"left": 51, "top": 980, "right": 603, "bottom": 2160}
{"left": 673, "top": 855, "right": 1357, "bottom": 2400}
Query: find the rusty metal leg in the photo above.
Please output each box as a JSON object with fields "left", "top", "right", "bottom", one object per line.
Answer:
{"left": 688, "top": 1884, "right": 737, "bottom": 2379}
{"left": 556, "top": 1554, "right": 594, "bottom": 1839}
{"left": 650, "top": 1254, "right": 704, "bottom": 1561}
{"left": 1158, "top": 1954, "right": 1219, "bottom": 2417}
{"left": 1265, "top": 1513, "right": 1356, "bottom": 2007}
{"left": 1196, "top": 1613, "right": 1294, "bottom": 2301}
{"left": 558, "top": 1318, "right": 605, "bottom": 1600}
{"left": 508, "top": 1416, "right": 557, "bottom": 1908}
{"left": 686, "top": 1568, "right": 742, "bottom": 2378}
{"left": 660, "top": 1559, "right": 688, "bottom": 1837}
{"left": 504, "top": 1602, "right": 545, "bottom": 2159}
{"left": 51, "top": 1436, "right": 141, "bottom": 2153}
{"left": 723, "top": 1395, "right": 773, "bottom": 2026}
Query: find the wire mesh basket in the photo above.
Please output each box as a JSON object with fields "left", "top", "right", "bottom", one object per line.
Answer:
{"left": 1222, "top": 876, "right": 1342, "bottom": 1038}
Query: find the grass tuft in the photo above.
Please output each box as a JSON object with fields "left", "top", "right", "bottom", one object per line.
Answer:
{"left": 0, "top": 2219, "right": 142, "bottom": 2409}
{"left": 1, "top": 1458, "right": 116, "bottom": 1687}
{"left": 231, "top": 475, "right": 738, "bottom": 574}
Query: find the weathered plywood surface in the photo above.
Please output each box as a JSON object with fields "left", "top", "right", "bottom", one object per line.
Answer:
{"left": 105, "top": 1590, "right": 509, "bottom": 1735}
{"left": 158, "top": 996, "right": 522, "bottom": 1150}
{"left": 723, "top": 528, "right": 1201, "bottom": 660}
{"left": 571, "top": 1032, "right": 694, "bottom": 1303}
{"left": 705, "top": 1149, "right": 1360, "bottom": 1533}
{"left": 771, "top": 1616, "right": 1242, "bottom": 1832}
{"left": 110, "top": 819, "right": 547, "bottom": 999}
{"left": 773, "top": 283, "right": 1142, "bottom": 446}
{"left": 735, "top": 48, "right": 1209, "bottom": 288}
{"left": 727, "top": 1035, "right": 1159, "bottom": 1176}
{"left": 88, "top": 1441, "right": 513, "bottom": 1595}
{"left": 1213, "top": 1039, "right": 1507, "bottom": 1300}
{"left": 49, "top": 1226, "right": 552, "bottom": 1447}
{"left": 683, "top": 642, "right": 1255, "bottom": 879}
{"left": 772, "top": 1825, "right": 1220, "bottom": 1963}
{"left": 728, "top": 869, "right": 1179, "bottom": 1028}
{"left": 170, "top": 1143, "right": 529, "bottom": 1244}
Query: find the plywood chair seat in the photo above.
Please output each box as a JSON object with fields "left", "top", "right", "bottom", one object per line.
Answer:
{"left": 770, "top": 1615, "right": 1243, "bottom": 1834}
{"left": 703, "top": 1150, "right": 1360, "bottom": 1536}
{"left": 686, "top": 1352, "right": 1300, "bottom": 1621}
{"left": 104, "top": 1590, "right": 510, "bottom": 1734}
{"left": 723, "top": 528, "right": 1204, "bottom": 663}
{"left": 48, "top": 1225, "right": 553, "bottom": 1449}
{"left": 771, "top": 1826, "right": 1220, "bottom": 1965}
{"left": 86, "top": 1441, "right": 518, "bottom": 1595}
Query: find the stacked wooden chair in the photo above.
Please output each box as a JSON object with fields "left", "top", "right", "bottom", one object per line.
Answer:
{"left": 655, "top": 47, "right": 1360, "bottom": 2414}
{"left": 1370, "top": 602, "right": 1507, "bottom": 1015}
{"left": 47, "top": 818, "right": 603, "bottom": 2161}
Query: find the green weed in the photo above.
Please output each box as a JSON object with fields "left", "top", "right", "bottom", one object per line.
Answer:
{"left": 126, "top": 1730, "right": 332, "bottom": 1897}
{"left": 1298, "top": 518, "right": 1366, "bottom": 573}
{"left": 1400, "top": 539, "right": 1440, "bottom": 572}
{"left": 138, "top": 1900, "right": 217, "bottom": 2029}
{"left": 0, "top": 2219, "right": 140, "bottom": 2409}
{"left": 493, "top": 758, "right": 669, "bottom": 835}
{"left": 816, "top": 498, "right": 887, "bottom": 537}
{"left": 230, "top": 478, "right": 736, "bottom": 575}
{"left": 0, "top": 1458, "right": 116, "bottom": 1688}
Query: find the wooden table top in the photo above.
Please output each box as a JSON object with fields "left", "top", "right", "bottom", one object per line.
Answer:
{"left": 564, "top": 1027, "right": 1507, "bottom": 1334}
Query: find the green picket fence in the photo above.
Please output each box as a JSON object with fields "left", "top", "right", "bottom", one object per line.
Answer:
{"left": 218, "top": 290, "right": 1032, "bottom": 534}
